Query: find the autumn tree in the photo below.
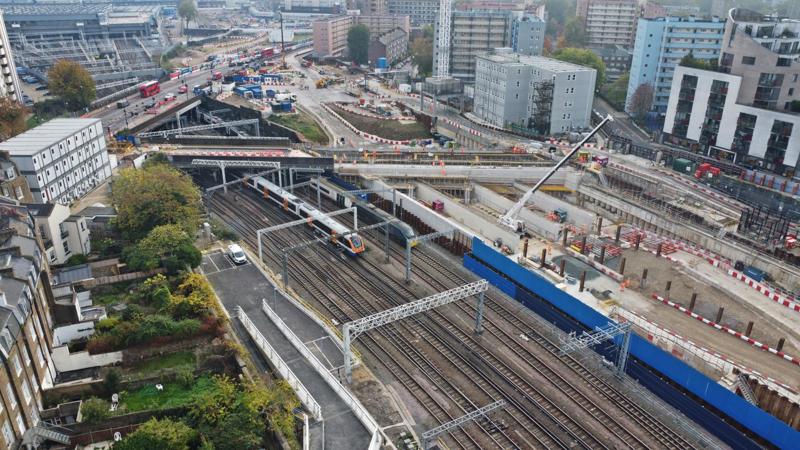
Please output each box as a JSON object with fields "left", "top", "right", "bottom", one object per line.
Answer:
{"left": 628, "top": 83, "right": 655, "bottom": 121}
{"left": 112, "top": 163, "right": 202, "bottom": 240}
{"left": 0, "top": 97, "right": 27, "bottom": 141}
{"left": 601, "top": 72, "right": 629, "bottom": 110}
{"left": 552, "top": 47, "right": 607, "bottom": 86}
{"left": 563, "top": 16, "right": 587, "bottom": 47}
{"left": 347, "top": 24, "right": 370, "bottom": 65}
{"left": 178, "top": 0, "right": 198, "bottom": 32}
{"left": 47, "top": 60, "right": 96, "bottom": 111}
{"left": 114, "top": 418, "right": 197, "bottom": 450}
{"left": 410, "top": 36, "right": 433, "bottom": 76}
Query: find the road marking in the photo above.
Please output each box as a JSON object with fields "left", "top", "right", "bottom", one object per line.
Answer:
{"left": 309, "top": 340, "right": 337, "bottom": 370}
{"left": 205, "top": 255, "right": 221, "bottom": 273}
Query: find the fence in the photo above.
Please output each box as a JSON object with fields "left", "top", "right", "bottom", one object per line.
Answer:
{"left": 261, "top": 300, "right": 381, "bottom": 450}
{"left": 236, "top": 307, "right": 322, "bottom": 422}
{"left": 83, "top": 268, "right": 165, "bottom": 288}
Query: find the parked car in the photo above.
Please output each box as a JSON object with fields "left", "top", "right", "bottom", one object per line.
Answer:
{"left": 35, "top": 85, "right": 48, "bottom": 91}
{"left": 228, "top": 244, "right": 247, "bottom": 265}
{"left": 164, "top": 93, "right": 176, "bottom": 101}
{"left": 178, "top": 85, "right": 188, "bottom": 94}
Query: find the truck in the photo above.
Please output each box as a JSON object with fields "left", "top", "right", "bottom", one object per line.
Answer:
{"left": 694, "top": 163, "right": 721, "bottom": 179}
{"left": 743, "top": 266, "right": 765, "bottom": 282}
{"left": 273, "top": 93, "right": 296, "bottom": 103}
{"left": 261, "top": 47, "right": 275, "bottom": 58}
{"left": 211, "top": 71, "right": 223, "bottom": 81}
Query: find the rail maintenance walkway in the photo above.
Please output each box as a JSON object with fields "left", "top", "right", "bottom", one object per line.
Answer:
{"left": 201, "top": 249, "right": 372, "bottom": 450}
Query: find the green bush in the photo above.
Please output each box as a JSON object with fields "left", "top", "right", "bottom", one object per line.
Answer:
{"left": 103, "top": 368, "right": 121, "bottom": 396}
{"left": 176, "top": 367, "right": 195, "bottom": 389}
{"left": 210, "top": 219, "right": 239, "bottom": 242}
{"left": 64, "top": 254, "right": 89, "bottom": 267}
{"left": 96, "top": 317, "right": 120, "bottom": 332}
{"left": 81, "top": 398, "right": 111, "bottom": 424}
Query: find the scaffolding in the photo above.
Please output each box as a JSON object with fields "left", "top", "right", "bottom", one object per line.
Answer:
{"left": 530, "top": 79, "right": 554, "bottom": 135}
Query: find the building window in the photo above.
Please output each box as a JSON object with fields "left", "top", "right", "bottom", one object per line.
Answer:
{"left": 790, "top": 88, "right": 795, "bottom": 96}
{"left": 14, "top": 415, "right": 24, "bottom": 435}
{"left": 1, "top": 421, "right": 12, "bottom": 446}
{"left": 6, "top": 386, "right": 16, "bottom": 410}
{"left": 11, "top": 354, "right": 21, "bottom": 376}
{"left": 37, "top": 347, "right": 45, "bottom": 368}
{"left": 14, "top": 187, "right": 22, "bottom": 200}
{"left": 742, "top": 56, "right": 756, "bottom": 65}
{"left": 21, "top": 381, "right": 30, "bottom": 404}
{"left": 777, "top": 58, "right": 792, "bottom": 67}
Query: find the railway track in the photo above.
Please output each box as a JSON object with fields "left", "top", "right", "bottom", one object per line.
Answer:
{"left": 298, "top": 186, "right": 703, "bottom": 450}
{"left": 205, "top": 185, "right": 699, "bottom": 449}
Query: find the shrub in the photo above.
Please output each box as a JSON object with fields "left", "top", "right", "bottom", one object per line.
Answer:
{"left": 176, "top": 367, "right": 195, "bottom": 389}
{"left": 81, "top": 397, "right": 111, "bottom": 424}
{"left": 103, "top": 368, "right": 121, "bottom": 396}
{"left": 87, "top": 334, "right": 118, "bottom": 354}
{"left": 96, "top": 317, "right": 120, "bottom": 332}
{"left": 64, "top": 254, "right": 89, "bottom": 267}
{"left": 114, "top": 417, "right": 197, "bottom": 450}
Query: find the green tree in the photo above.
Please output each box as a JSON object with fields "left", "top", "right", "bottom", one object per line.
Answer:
{"left": 0, "top": 97, "right": 28, "bottom": 141}
{"left": 410, "top": 37, "right": 433, "bottom": 77}
{"left": 115, "top": 418, "right": 197, "bottom": 450}
{"left": 112, "top": 164, "right": 202, "bottom": 240}
{"left": 207, "top": 408, "right": 262, "bottom": 450}
{"left": 552, "top": 47, "right": 607, "bottom": 86}
{"left": 563, "top": 16, "right": 586, "bottom": 47}
{"left": 47, "top": 60, "right": 96, "bottom": 111}
{"left": 123, "top": 224, "right": 201, "bottom": 271}
{"left": 347, "top": 24, "right": 370, "bottom": 65}
{"left": 80, "top": 398, "right": 111, "bottom": 424}
{"left": 601, "top": 72, "right": 629, "bottom": 110}
{"left": 178, "top": 0, "right": 198, "bottom": 32}
{"left": 679, "top": 52, "right": 718, "bottom": 71}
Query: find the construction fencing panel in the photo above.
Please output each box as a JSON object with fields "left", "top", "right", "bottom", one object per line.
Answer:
{"left": 465, "top": 237, "right": 800, "bottom": 450}
{"left": 236, "top": 307, "right": 322, "bottom": 421}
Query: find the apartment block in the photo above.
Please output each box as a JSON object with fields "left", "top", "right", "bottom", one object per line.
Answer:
{"left": 387, "top": 0, "right": 437, "bottom": 25}
{"left": 0, "top": 199, "right": 63, "bottom": 450}
{"left": 473, "top": 49, "right": 597, "bottom": 135}
{"left": 0, "top": 119, "right": 112, "bottom": 205}
{"left": 283, "top": 0, "right": 342, "bottom": 13}
{"left": 719, "top": 8, "right": 800, "bottom": 113}
{"left": 663, "top": 65, "right": 800, "bottom": 174}
{"left": 577, "top": 0, "right": 639, "bottom": 47}
{"left": 434, "top": 10, "right": 515, "bottom": 83}
{"left": 25, "top": 204, "right": 90, "bottom": 266}
{"left": 512, "top": 14, "right": 546, "bottom": 56}
{"left": 627, "top": 16, "right": 725, "bottom": 115}
{"left": 0, "top": 10, "right": 21, "bottom": 102}
{"left": 312, "top": 14, "right": 410, "bottom": 58}
{"left": 368, "top": 28, "right": 408, "bottom": 65}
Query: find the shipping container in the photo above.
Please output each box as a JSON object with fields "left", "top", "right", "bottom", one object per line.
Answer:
{"left": 376, "top": 57, "right": 388, "bottom": 69}
{"left": 672, "top": 158, "right": 694, "bottom": 174}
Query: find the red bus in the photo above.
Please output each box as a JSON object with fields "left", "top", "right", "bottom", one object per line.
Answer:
{"left": 261, "top": 47, "right": 274, "bottom": 58}
{"left": 139, "top": 80, "right": 160, "bottom": 98}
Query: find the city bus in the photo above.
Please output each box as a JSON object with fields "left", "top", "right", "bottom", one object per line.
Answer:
{"left": 139, "top": 80, "right": 161, "bottom": 98}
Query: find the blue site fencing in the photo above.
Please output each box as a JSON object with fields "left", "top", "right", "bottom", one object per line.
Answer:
{"left": 465, "top": 237, "right": 798, "bottom": 450}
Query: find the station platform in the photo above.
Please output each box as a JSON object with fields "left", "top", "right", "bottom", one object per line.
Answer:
{"left": 201, "top": 250, "right": 372, "bottom": 449}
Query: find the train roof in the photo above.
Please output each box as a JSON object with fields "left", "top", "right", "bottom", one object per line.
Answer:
{"left": 253, "top": 176, "right": 355, "bottom": 237}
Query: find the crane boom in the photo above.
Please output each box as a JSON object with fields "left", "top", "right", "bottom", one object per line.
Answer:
{"left": 499, "top": 114, "right": 614, "bottom": 232}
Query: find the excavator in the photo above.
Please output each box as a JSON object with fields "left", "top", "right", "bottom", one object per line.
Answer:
{"left": 498, "top": 115, "right": 614, "bottom": 233}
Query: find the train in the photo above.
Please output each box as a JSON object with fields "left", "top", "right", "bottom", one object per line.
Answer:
{"left": 310, "top": 178, "right": 417, "bottom": 247}
{"left": 247, "top": 175, "right": 365, "bottom": 256}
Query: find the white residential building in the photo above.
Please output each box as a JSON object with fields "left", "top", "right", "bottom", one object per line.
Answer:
{"left": 25, "top": 203, "right": 91, "bottom": 265}
{"left": 0, "top": 119, "right": 111, "bottom": 204}
{"left": 663, "top": 65, "right": 800, "bottom": 173}
{"left": 0, "top": 10, "right": 21, "bottom": 101}
{"left": 473, "top": 49, "right": 597, "bottom": 135}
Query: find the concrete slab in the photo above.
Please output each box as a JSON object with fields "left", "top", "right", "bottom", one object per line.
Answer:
{"left": 202, "top": 252, "right": 371, "bottom": 449}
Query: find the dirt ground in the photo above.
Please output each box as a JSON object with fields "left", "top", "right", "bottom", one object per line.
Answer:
{"left": 332, "top": 105, "right": 432, "bottom": 141}
{"left": 620, "top": 248, "right": 800, "bottom": 357}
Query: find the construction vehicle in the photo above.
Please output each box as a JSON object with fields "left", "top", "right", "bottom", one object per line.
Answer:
{"left": 498, "top": 115, "right": 613, "bottom": 233}
{"left": 316, "top": 78, "right": 328, "bottom": 89}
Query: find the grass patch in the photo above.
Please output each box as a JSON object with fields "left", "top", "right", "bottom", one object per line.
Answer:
{"left": 269, "top": 109, "right": 329, "bottom": 144}
{"left": 92, "top": 280, "right": 140, "bottom": 306}
{"left": 128, "top": 351, "right": 195, "bottom": 376}
{"left": 333, "top": 105, "right": 432, "bottom": 140}
{"left": 293, "top": 33, "right": 311, "bottom": 42}
{"left": 122, "top": 374, "right": 213, "bottom": 412}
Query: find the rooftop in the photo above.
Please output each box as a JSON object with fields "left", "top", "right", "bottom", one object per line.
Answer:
{"left": 0, "top": 119, "right": 101, "bottom": 156}
{"left": 479, "top": 50, "right": 598, "bottom": 73}
{"left": 24, "top": 203, "right": 55, "bottom": 218}
{"left": 0, "top": 3, "right": 111, "bottom": 17}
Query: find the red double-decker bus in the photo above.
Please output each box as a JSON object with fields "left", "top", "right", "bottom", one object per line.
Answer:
{"left": 139, "top": 80, "right": 160, "bottom": 98}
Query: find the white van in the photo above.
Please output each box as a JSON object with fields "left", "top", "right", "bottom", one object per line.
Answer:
{"left": 227, "top": 244, "right": 247, "bottom": 265}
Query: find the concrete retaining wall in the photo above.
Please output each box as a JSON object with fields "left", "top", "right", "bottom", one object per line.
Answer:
{"left": 512, "top": 184, "right": 594, "bottom": 229}
{"left": 413, "top": 183, "right": 519, "bottom": 246}
{"left": 337, "top": 164, "right": 572, "bottom": 185}
{"left": 577, "top": 185, "right": 800, "bottom": 286}
{"left": 471, "top": 185, "right": 560, "bottom": 241}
